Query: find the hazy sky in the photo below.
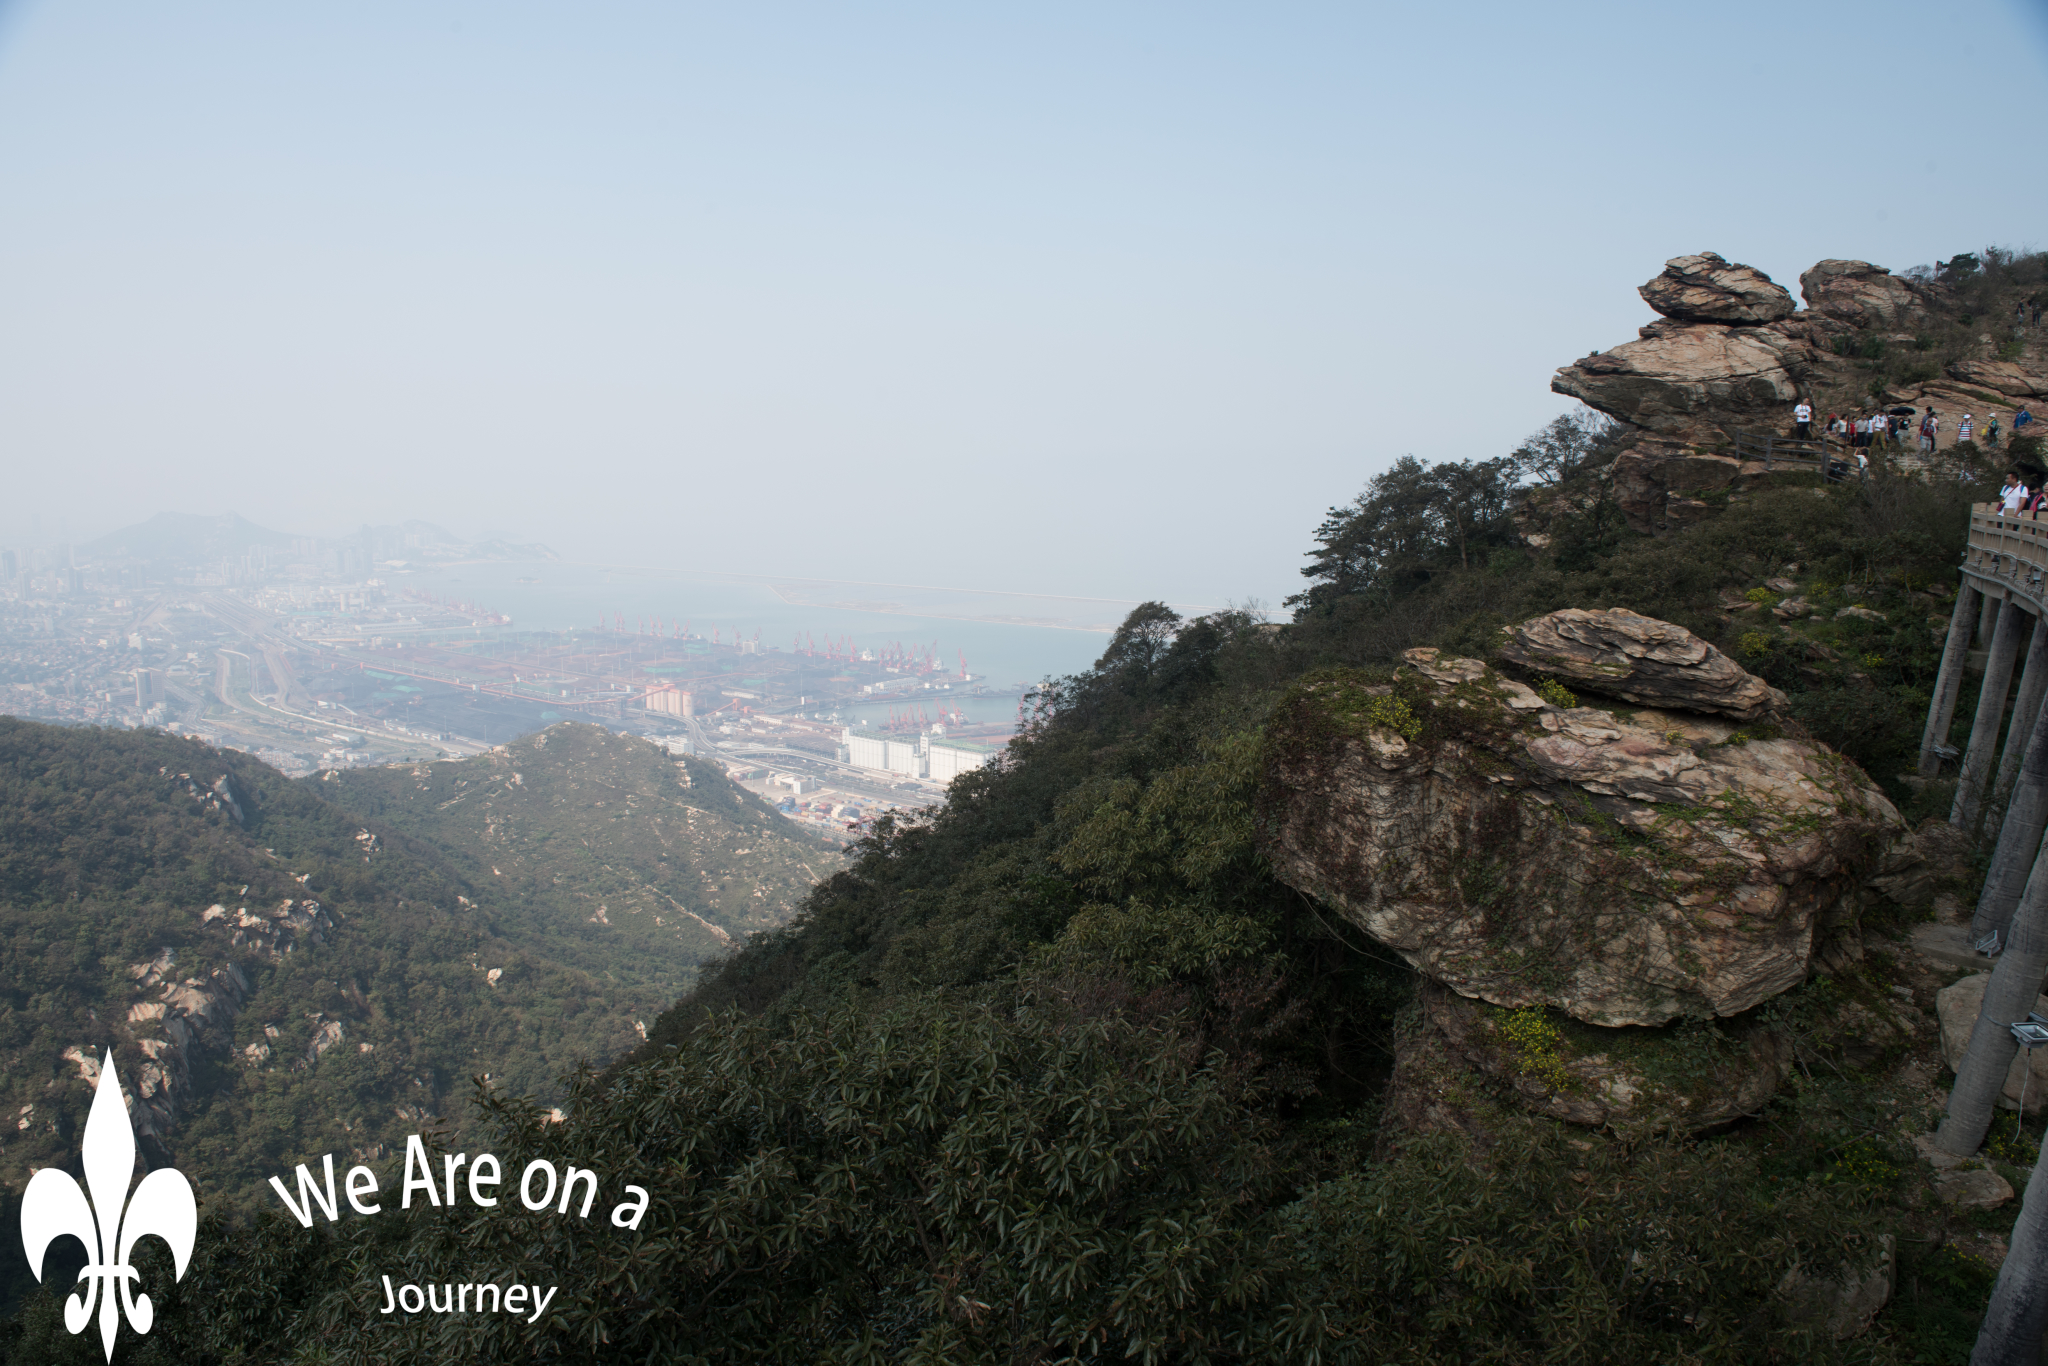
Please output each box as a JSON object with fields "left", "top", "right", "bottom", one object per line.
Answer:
{"left": 3, "top": 1, "right": 2046, "bottom": 605}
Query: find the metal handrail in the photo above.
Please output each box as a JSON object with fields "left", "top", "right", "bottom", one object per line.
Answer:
{"left": 1727, "top": 429, "right": 1867, "bottom": 482}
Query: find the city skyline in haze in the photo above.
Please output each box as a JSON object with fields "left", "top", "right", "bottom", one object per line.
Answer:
{"left": 3, "top": 0, "right": 2046, "bottom": 606}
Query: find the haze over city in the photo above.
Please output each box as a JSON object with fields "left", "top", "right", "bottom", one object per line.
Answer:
{"left": 3, "top": 0, "right": 2047, "bottom": 607}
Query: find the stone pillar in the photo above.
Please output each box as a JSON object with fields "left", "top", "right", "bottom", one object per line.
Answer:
{"left": 1981, "top": 587, "right": 2002, "bottom": 647}
{"left": 1924, "top": 582, "right": 1987, "bottom": 778}
{"left": 1956, "top": 598, "right": 2032, "bottom": 832}
{"left": 1973, "top": 687, "right": 2048, "bottom": 944}
{"left": 1992, "top": 613, "right": 2048, "bottom": 817}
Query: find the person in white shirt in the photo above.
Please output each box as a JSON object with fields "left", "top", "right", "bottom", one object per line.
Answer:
{"left": 1870, "top": 412, "right": 1888, "bottom": 448}
{"left": 1793, "top": 401, "right": 1813, "bottom": 439}
{"left": 2003, "top": 472, "right": 2030, "bottom": 512}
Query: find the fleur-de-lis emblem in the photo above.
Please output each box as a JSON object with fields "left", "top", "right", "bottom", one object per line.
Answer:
{"left": 20, "top": 1051, "right": 197, "bottom": 1363}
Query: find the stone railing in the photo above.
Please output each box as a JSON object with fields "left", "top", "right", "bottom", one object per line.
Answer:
{"left": 1965, "top": 503, "right": 2048, "bottom": 612}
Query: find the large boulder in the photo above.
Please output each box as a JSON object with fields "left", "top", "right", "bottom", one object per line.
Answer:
{"left": 1798, "top": 260, "right": 1927, "bottom": 331}
{"left": 1551, "top": 323, "right": 1805, "bottom": 440}
{"left": 1946, "top": 359, "right": 2048, "bottom": 401}
{"left": 1639, "top": 251, "right": 1795, "bottom": 325}
{"left": 1498, "top": 607, "right": 1787, "bottom": 720}
{"left": 1260, "top": 647, "right": 1902, "bottom": 1027}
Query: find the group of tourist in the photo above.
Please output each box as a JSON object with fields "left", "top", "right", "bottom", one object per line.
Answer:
{"left": 1792, "top": 400, "right": 2035, "bottom": 455}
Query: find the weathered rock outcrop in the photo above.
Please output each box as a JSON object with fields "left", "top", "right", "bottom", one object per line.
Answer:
{"left": 1946, "top": 358, "right": 2048, "bottom": 401}
{"left": 1601, "top": 444, "right": 1771, "bottom": 535}
{"left": 202, "top": 897, "right": 333, "bottom": 958}
{"left": 1498, "top": 607, "right": 1787, "bottom": 721}
{"left": 1261, "top": 640, "right": 1900, "bottom": 1029}
{"left": 165, "top": 767, "right": 246, "bottom": 824}
{"left": 1799, "top": 259, "right": 1929, "bottom": 331}
{"left": 1639, "top": 251, "right": 1795, "bottom": 324}
{"left": 116, "top": 948, "right": 251, "bottom": 1139}
{"left": 1552, "top": 322, "right": 1805, "bottom": 441}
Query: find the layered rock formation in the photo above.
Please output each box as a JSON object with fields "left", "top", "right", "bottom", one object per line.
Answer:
{"left": 1262, "top": 610, "right": 1904, "bottom": 1128}
{"left": 1946, "top": 358, "right": 2048, "bottom": 401}
{"left": 1498, "top": 607, "right": 1786, "bottom": 721}
{"left": 1558, "top": 325, "right": 1804, "bottom": 439}
{"left": 1638, "top": 251, "right": 1795, "bottom": 324}
{"left": 1553, "top": 251, "right": 1817, "bottom": 449}
{"left": 1798, "top": 259, "right": 1928, "bottom": 331}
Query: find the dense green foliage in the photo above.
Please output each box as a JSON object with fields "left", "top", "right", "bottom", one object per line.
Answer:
{"left": 0, "top": 1002, "right": 1901, "bottom": 1366}
{"left": 1289, "top": 410, "right": 1620, "bottom": 615}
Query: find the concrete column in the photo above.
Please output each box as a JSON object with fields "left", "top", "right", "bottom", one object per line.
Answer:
{"left": 1973, "top": 687, "right": 2048, "bottom": 943}
{"left": 1924, "top": 582, "right": 1986, "bottom": 778}
{"left": 1971, "top": 1134, "right": 2048, "bottom": 1362}
{"left": 1938, "top": 843, "right": 2048, "bottom": 1157}
{"left": 1981, "top": 587, "right": 2003, "bottom": 647}
{"left": 1992, "top": 613, "right": 2048, "bottom": 816}
{"left": 1956, "top": 598, "right": 2032, "bottom": 832}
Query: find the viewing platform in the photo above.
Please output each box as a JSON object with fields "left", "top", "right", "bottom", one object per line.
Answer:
{"left": 1963, "top": 503, "right": 2048, "bottom": 615}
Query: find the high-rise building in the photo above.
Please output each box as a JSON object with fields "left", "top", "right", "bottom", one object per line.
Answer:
{"left": 135, "top": 669, "right": 164, "bottom": 707}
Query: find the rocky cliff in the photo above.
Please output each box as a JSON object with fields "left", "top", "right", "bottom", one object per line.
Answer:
{"left": 1549, "top": 250, "right": 2048, "bottom": 532}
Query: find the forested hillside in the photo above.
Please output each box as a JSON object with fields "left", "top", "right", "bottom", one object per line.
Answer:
{"left": 306, "top": 724, "right": 835, "bottom": 1002}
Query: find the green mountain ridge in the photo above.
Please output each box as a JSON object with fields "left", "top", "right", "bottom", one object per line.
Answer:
{"left": 303, "top": 723, "right": 839, "bottom": 999}
{"left": 0, "top": 719, "right": 824, "bottom": 1320}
